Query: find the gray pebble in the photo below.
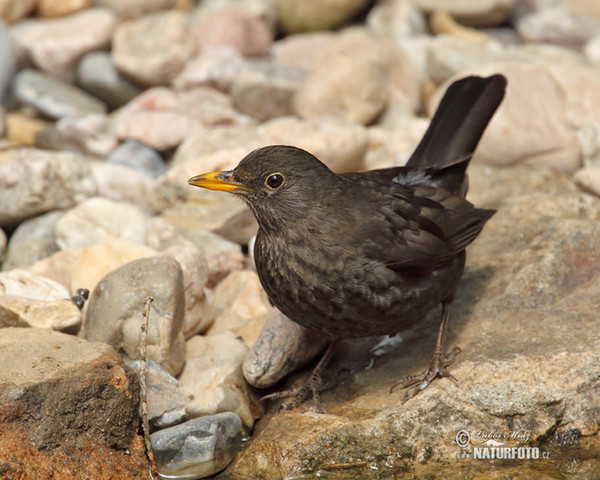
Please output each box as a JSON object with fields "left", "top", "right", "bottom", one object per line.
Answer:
{"left": 0, "top": 20, "right": 17, "bottom": 104}
{"left": 13, "top": 69, "right": 107, "bottom": 119}
{"left": 151, "top": 412, "right": 242, "bottom": 478}
{"left": 107, "top": 140, "right": 166, "bottom": 178}
{"left": 77, "top": 51, "right": 142, "bottom": 110}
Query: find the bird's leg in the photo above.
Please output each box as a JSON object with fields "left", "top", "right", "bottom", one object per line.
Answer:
{"left": 261, "top": 339, "right": 340, "bottom": 413}
{"left": 390, "top": 296, "right": 461, "bottom": 402}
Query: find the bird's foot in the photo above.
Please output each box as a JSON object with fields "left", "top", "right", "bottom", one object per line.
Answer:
{"left": 261, "top": 369, "right": 325, "bottom": 413}
{"left": 390, "top": 346, "right": 461, "bottom": 402}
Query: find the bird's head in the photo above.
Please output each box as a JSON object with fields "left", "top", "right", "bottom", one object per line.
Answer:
{"left": 188, "top": 145, "right": 339, "bottom": 231}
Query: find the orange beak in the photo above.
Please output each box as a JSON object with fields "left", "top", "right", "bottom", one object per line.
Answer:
{"left": 187, "top": 170, "right": 245, "bottom": 193}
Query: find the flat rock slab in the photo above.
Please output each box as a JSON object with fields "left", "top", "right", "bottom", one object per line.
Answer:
{"left": 0, "top": 327, "right": 148, "bottom": 479}
{"left": 226, "top": 165, "right": 600, "bottom": 479}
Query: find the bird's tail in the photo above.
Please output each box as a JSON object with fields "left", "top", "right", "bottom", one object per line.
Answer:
{"left": 406, "top": 74, "right": 507, "bottom": 170}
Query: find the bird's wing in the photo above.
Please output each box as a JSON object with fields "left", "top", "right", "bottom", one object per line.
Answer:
{"left": 358, "top": 185, "right": 495, "bottom": 273}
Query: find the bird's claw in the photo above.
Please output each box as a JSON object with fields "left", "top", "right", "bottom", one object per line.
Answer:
{"left": 390, "top": 346, "right": 462, "bottom": 402}
{"left": 261, "top": 372, "right": 325, "bottom": 413}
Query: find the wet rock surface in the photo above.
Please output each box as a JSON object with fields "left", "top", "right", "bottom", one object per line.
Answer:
{"left": 1, "top": 0, "right": 600, "bottom": 478}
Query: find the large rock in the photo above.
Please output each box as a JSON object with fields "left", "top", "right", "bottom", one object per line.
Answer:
{"left": 274, "top": 0, "right": 371, "bottom": 33}
{"left": 227, "top": 165, "right": 600, "bottom": 479}
{"left": 0, "top": 149, "right": 96, "bottom": 228}
{"left": 0, "top": 328, "right": 148, "bottom": 479}
{"left": 84, "top": 256, "right": 186, "bottom": 376}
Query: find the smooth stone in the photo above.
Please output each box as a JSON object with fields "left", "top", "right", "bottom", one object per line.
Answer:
{"left": 172, "top": 125, "right": 261, "bottom": 166}
{"left": 573, "top": 166, "right": 600, "bottom": 198}
{"left": 0, "top": 20, "right": 17, "bottom": 102}
{"left": 410, "top": 0, "right": 515, "bottom": 26}
{"left": 273, "top": 31, "right": 336, "bottom": 71}
{"left": 294, "top": 54, "right": 389, "bottom": 125}
{"left": 158, "top": 241, "right": 209, "bottom": 339}
{"left": 10, "top": 8, "right": 116, "bottom": 82}
{"left": 37, "top": 0, "right": 91, "bottom": 18}
{"left": 35, "top": 113, "right": 118, "bottom": 157}
{"left": 0, "top": 228, "right": 5, "bottom": 266}
{"left": 28, "top": 248, "right": 84, "bottom": 294}
{"left": 366, "top": 0, "right": 427, "bottom": 41}
{"left": 112, "top": 10, "right": 195, "bottom": 87}
{"left": 0, "top": 268, "right": 69, "bottom": 301}
{"left": 258, "top": 116, "right": 368, "bottom": 172}
{"left": 0, "top": 0, "right": 37, "bottom": 24}
{"left": 0, "top": 295, "right": 81, "bottom": 332}
{"left": 231, "top": 59, "right": 307, "bottom": 122}
{"left": 274, "top": 0, "right": 370, "bottom": 33}
{"left": 54, "top": 197, "right": 148, "bottom": 250}
{"left": 517, "top": 7, "right": 600, "bottom": 49}
{"left": 69, "top": 240, "right": 157, "bottom": 294}
{"left": 178, "top": 332, "right": 260, "bottom": 428}
{"left": 578, "top": 121, "right": 600, "bottom": 168}
{"left": 585, "top": 34, "right": 600, "bottom": 65}
{"left": 0, "top": 328, "right": 148, "bottom": 477}
{"left": 12, "top": 69, "right": 107, "bottom": 119}
{"left": 193, "top": 7, "right": 273, "bottom": 57}
{"left": 128, "top": 359, "right": 185, "bottom": 429}
{"left": 206, "top": 270, "right": 271, "bottom": 347}
{"left": 89, "top": 161, "right": 154, "bottom": 211}
{"left": 243, "top": 309, "right": 329, "bottom": 389}
{"left": 171, "top": 46, "right": 244, "bottom": 92}
{"left": 77, "top": 51, "right": 142, "bottom": 110}
{"left": 4, "top": 112, "right": 49, "bottom": 145}
{"left": 93, "top": 0, "right": 178, "bottom": 19}
{"left": 150, "top": 413, "right": 242, "bottom": 478}
{"left": 84, "top": 256, "right": 186, "bottom": 376}
{"left": 0, "top": 148, "right": 97, "bottom": 227}
{"left": 107, "top": 140, "right": 166, "bottom": 178}
{"left": 2, "top": 210, "right": 62, "bottom": 271}
{"left": 113, "top": 86, "right": 253, "bottom": 151}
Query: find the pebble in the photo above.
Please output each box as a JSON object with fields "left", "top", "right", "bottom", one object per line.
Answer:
{"left": 243, "top": 309, "right": 328, "bottom": 388}
{"left": 159, "top": 241, "right": 210, "bottom": 339}
{"left": 366, "top": 0, "right": 427, "bottom": 41}
{"left": 4, "top": 112, "right": 49, "bottom": 145}
{"left": 294, "top": 54, "right": 389, "bottom": 125}
{"left": 206, "top": 270, "right": 272, "bottom": 346}
{"left": 37, "top": 0, "right": 91, "bottom": 18}
{"left": 516, "top": 7, "right": 600, "bottom": 49}
{"left": 231, "top": 59, "right": 307, "bottom": 121}
{"left": 12, "top": 69, "right": 108, "bottom": 119}
{"left": 273, "top": 31, "right": 336, "bottom": 71}
{"left": 0, "top": 268, "right": 69, "bottom": 300}
{"left": 106, "top": 140, "right": 166, "bottom": 178}
{"left": 54, "top": 197, "right": 148, "bottom": 250}
{"left": 0, "top": 295, "right": 81, "bottom": 332}
{"left": 193, "top": 7, "right": 273, "bottom": 57}
{"left": 128, "top": 360, "right": 186, "bottom": 429}
{"left": 578, "top": 121, "right": 600, "bottom": 168}
{"left": 112, "top": 10, "right": 195, "bottom": 87}
{"left": 77, "top": 51, "right": 142, "bottom": 110}
{"left": 28, "top": 247, "right": 84, "bottom": 293}
{"left": 410, "top": 0, "right": 515, "bottom": 27}
{"left": 0, "top": 148, "right": 97, "bottom": 228}
{"left": 113, "top": 87, "right": 252, "bottom": 151}
{"left": 0, "top": 20, "right": 17, "bottom": 102}
{"left": 2, "top": 210, "right": 62, "bottom": 271}
{"left": 94, "top": 0, "right": 178, "bottom": 19}
{"left": 10, "top": 8, "right": 116, "bottom": 82}
{"left": 573, "top": 166, "right": 600, "bottom": 198}
{"left": 258, "top": 116, "right": 368, "bottom": 172}
{"left": 178, "top": 332, "right": 261, "bottom": 428}
{"left": 35, "top": 113, "right": 118, "bottom": 157}
{"left": 68, "top": 240, "right": 157, "bottom": 294}
{"left": 275, "top": 0, "right": 371, "bottom": 33}
{"left": 171, "top": 46, "right": 244, "bottom": 92}
{"left": 150, "top": 412, "right": 242, "bottom": 479}
{"left": 89, "top": 161, "right": 154, "bottom": 210}
{"left": 0, "top": 0, "right": 37, "bottom": 24}
{"left": 84, "top": 256, "right": 186, "bottom": 376}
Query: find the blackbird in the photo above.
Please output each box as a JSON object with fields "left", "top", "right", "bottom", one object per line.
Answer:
{"left": 189, "top": 74, "right": 507, "bottom": 411}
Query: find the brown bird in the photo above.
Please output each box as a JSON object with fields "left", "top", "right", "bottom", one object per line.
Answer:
{"left": 189, "top": 74, "right": 507, "bottom": 411}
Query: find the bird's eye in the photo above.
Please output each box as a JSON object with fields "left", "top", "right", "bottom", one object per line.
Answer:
{"left": 265, "top": 172, "right": 285, "bottom": 190}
